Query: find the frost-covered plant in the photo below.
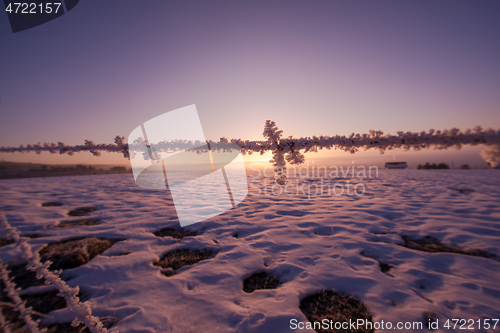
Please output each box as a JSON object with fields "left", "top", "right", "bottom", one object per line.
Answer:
{"left": 0, "top": 258, "right": 46, "bottom": 333}
{"left": 263, "top": 120, "right": 288, "bottom": 185}
{"left": 0, "top": 212, "right": 109, "bottom": 333}
{"left": 0, "top": 305, "right": 11, "bottom": 333}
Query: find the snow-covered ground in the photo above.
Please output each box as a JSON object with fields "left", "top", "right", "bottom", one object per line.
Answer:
{"left": 1, "top": 169, "right": 500, "bottom": 333}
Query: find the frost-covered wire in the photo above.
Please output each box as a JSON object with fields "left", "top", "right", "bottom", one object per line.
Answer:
{"left": 0, "top": 212, "right": 109, "bottom": 333}
{"left": 0, "top": 258, "right": 45, "bottom": 333}
{"left": 233, "top": 122, "right": 500, "bottom": 157}
{"left": 1, "top": 121, "right": 499, "bottom": 183}
{"left": 2, "top": 122, "right": 498, "bottom": 158}
{"left": 0, "top": 136, "right": 130, "bottom": 158}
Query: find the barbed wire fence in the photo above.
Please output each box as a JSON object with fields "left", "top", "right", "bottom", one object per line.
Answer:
{"left": 1, "top": 120, "right": 499, "bottom": 184}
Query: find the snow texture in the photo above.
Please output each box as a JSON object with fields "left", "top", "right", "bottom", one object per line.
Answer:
{"left": 1, "top": 170, "right": 500, "bottom": 333}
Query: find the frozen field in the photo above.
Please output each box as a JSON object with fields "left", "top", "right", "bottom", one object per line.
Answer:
{"left": 1, "top": 170, "right": 500, "bottom": 333}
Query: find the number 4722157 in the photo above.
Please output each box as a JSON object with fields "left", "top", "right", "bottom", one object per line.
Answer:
{"left": 5, "top": 3, "right": 61, "bottom": 14}
{"left": 444, "top": 319, "right": 499, "bottom": 330}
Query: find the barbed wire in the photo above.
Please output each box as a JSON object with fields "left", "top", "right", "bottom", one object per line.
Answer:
{"left": 1, "top": 120, "right": 499, "bottom": 183}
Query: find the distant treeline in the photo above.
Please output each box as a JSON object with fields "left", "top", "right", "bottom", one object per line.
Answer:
{"left": 0, "top": 162, "right": 131, "bottom": 180}
{"left": 40, "top": 164, "right": 127, "bottom": 172}
{"left": 417, "top": 163, "right": 450, "bottom": 169}
{"left": 417, "top": 163, "right": 472, "bottom": 170}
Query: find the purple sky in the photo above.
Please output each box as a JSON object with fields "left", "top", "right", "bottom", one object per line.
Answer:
{"left": 0, "top": 0, "right": 499, "bottom": 167}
